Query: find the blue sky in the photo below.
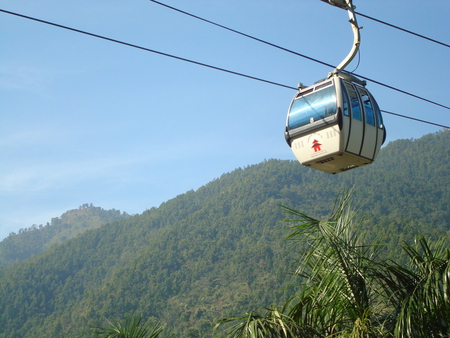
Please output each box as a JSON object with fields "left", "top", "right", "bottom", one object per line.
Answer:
{"left": 1, "top": 0, "right": 449, "bottom": 239}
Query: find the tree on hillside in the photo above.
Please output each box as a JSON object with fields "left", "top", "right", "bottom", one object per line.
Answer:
{"left": 215, "top": 191, "right": 450, "bottom": 337}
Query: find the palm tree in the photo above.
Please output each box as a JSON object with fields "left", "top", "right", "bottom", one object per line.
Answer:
{"left": 214, "top": 306, "right": 316, "bottom": 338}
{"left": 374, "top": 237, "right": 450, "bottom": 337}
{"left": 88, "top": 315, "right": 173, "bottom": 338}
{"left": 282, "top": 191, "right": 386, "bottom": 337}
{"left": 216, "top": 191, "right": 384, "bottom": 337}
{"left": 215, "top": 191, "right": 450, "bottom": 337}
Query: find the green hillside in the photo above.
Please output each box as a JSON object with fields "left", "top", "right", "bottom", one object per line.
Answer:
{"left": 0, "top": 130, "right": 448, "bottom": 337}
{"left": 0, "top": 205, "right": 129, "bottom": 267}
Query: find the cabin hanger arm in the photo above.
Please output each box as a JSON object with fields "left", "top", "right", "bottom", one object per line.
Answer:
{"left": 320, "top": 0, "right": 361, "bottom": 75}
{"left": 335, "top": 0, "right": 360, "bottom": 72}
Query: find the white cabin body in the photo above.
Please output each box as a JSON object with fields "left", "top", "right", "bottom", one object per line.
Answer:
{"left": 285, "top": 73, "right": 386, "bottom": 174}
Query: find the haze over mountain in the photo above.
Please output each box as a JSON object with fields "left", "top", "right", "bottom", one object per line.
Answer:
{"left": 0, "top": 205, "right": 129, "bottom": 267}
{"left": 0, "top": 130, "right": 448, "bottom": 337}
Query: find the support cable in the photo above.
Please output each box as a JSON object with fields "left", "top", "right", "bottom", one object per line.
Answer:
{"left": 354, "top": 12, "right": 450, "bottom": 49}
{"left": 381, "top": 110, "right": 448, "bottom": 129}
{"left": 147, "top": 0, "right": 450, "bottom": 111}
{"left": 0, "top": 8, "right": 448, "bottom": 129}
{"left": 0, "top": 9, "right": 295, "bottom": 90}
{"left": 319, "top": 0, "right": 450, "bottom": 49}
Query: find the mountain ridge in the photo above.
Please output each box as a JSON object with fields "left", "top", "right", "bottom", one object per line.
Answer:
{"left": 0, "top": 204, "right": 129, "bottom": 267}
{"left": 0, "top": 130, "right": 448, "bottom": 337}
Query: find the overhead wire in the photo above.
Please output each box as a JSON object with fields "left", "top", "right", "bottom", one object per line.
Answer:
{"left": 382, "top": 111, "right": 448, "bottom": 129}
{"left": 0, "top": 9, "right": 295, "bottom": 91}
{"left": 354, "top": 12, "right": 450, "bottom": 49}
{"left": 147, "top": 0, "right": 450, "bottom": 112}
{"left": 318, "top": 0, "right": 450, "bottom": 49}
{"left": 0, "top": 8, "right": 448, "bottom": 129}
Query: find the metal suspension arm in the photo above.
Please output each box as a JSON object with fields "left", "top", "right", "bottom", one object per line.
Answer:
{"left": 321, "top": 0, "right": 361, "bottom": 73}
{"left": 336, "top": 0, "right": 360, "bottom": 71}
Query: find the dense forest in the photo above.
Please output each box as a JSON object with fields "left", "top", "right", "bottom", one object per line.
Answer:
{"left": 0, "top": 204, "right": 129, "bottom": 267}
{"left": 0, "top": 130, "right": 448, "bottom": 337}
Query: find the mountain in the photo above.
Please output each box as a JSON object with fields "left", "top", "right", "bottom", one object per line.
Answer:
{"left": 0, "top": 130, "right": 448, "bottom": 338}
{"left": 0, "top": 205, "right": 129, "bottom": 267}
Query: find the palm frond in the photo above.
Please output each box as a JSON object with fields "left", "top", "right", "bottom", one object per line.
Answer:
{"left": 214, "top": 306, "right": 316, "bottom": 338}
{"left": 394, "top": 237, "right": 450, "bottom": 337}
{"left": 218, "top": 190, "right": 450, "bottom": 338}
{"left": 282, "top": 190, "right": 384, "bottom": 336}
{"left": 88, "top": 315, "right": 171, "bottom": 338}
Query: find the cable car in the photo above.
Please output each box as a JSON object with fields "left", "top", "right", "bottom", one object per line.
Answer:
{"left": 285, "top": 71, "right": 386, "bottom": 174}
{"left": 285, "top": 0, "right": 386, "bottom": 174}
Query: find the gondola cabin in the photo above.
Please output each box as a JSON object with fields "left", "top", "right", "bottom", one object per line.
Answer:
{"left": 285, "top": 72, "right": 386, "bottom": 174}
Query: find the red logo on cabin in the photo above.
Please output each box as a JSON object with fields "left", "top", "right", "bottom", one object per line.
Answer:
{"left": 312, "top": 139, "right": 322, "bottom": 152}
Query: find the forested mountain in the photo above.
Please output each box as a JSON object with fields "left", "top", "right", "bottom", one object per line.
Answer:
{"left": 0, "top": 205, "right": 129, "bottom": 267}
{"left": 0, "top": 130, "right": 448, "bottom": 338}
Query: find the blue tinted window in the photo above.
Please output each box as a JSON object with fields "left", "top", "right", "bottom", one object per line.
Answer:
{"left": 345, "top": 84, "right": 362, "bottom": 121}
{"left": 372, "top": 95, "right": 384, "bottom": 128}
{"left": 358, "top": 88, "right": 375, "bottom": 126}
{"left": 342, "top": 85, "right": 350, "bottom": 116}
{"left": 288, "top": 85, "right": 336, "bottom": 130}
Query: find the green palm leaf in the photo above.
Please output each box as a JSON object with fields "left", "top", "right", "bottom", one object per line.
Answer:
{"left": 375, "top": 237, "right": 450, "bottom": 337}
{"left": 283, "top": 191, "right": 383, "bottom": 337}
{"left": 88, "top": 315, "right": 172, "bottom": 338}
{"left": 214, "top": 306, "right": 316, "bottom": 338}
{"left": 216, "top": 190, "right": 450, "bottom": 338}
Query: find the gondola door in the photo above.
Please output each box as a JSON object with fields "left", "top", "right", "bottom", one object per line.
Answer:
{"left": 372, "top": 97, "right": 386, "bottom": 159}
{"left": 343, "top": 82, "right": 364, "bottom": 156}
{"left": 357, "top": 87, "right": 378, "bottom": 160}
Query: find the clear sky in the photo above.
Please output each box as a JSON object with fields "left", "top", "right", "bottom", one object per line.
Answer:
{"left": 1, "top": 0, "right": 449, "bottom": 240}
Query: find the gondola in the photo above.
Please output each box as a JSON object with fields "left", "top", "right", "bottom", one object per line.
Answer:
{"left": 285, "top": 0, "right": 386, "bottom": 174}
